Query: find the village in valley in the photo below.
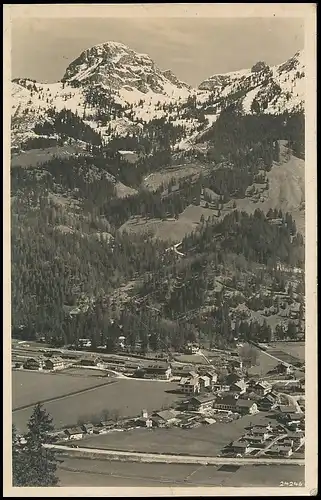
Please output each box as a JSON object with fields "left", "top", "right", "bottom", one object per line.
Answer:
{"left": 12, "top": 335, "right": 305, "bottom": 463}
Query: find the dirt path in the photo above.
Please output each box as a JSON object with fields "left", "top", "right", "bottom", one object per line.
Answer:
{"left": 13, "top": 379, "right": 119, "bottom": 412}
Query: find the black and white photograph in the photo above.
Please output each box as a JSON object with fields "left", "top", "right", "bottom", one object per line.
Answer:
{"left": 3, "top": 3, "right": 317, "bottom": 496}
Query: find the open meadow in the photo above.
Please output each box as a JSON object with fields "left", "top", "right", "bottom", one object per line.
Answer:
{"left": 12, "top": 378, "right": 182, "bottom": 433}
{"left": 78, "top": 411, "right": 274, "bottom": 457}
{"left": 58, "top": 457, "right": 304, "bottom": 487}
{"left": 266, "top": 342, "right": 305, "bottom": 363}
{"left": 12, "top": 369, "right": 112, "bottom": 410}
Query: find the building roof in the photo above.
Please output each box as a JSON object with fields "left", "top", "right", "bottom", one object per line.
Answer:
{"left": 287, "top": 413, "right": 305, "bottom": 421}
{"left": 48, "top": 356, "right": 64, "bottom": 363}
{"left": 153, "top": 410, "right": 179, "bottom": 421}
{"left": 279, "top": 405, "right": 297, "bottom": 413}
{"left": 232, "top": 440, "right": 249, "bottom": 448}
{"left": 182, "top": 378, "right": 199, "bottom": 387}
{"left": 215, "top": 395, "right": 237, "bottom": 407}
{"left": 145, "top": 364, "right": 170, "bottom": 373}
{"left": 232, "top": 380, "right": 247, "bottom": 391}
{"left": 236, "top": 399, "right": 256, "bottom": 408}
{"left": 65, "top": 427, "right": 83, "bottom": 435}
{"left": 190, "top": 394, "right": 216, "bottom": 405}
{"left": 82, "top": 423, "right": 94, "bottom": 429}
{"left": 225, "top": 373, "right": 242, "bottom": 385}
{"left": 244, "top": 434, "right": 264, "bottom": 442}
{"left": 251, "top": 427, "right": 269, "bottom": 435}
{"left": 286, "top": 431, "right": 304, "bottom": 438}
{"left": 199, "top": 375, "right": 210, "bottom": 382}
{"left": 256, "top": 380, "right": 272, "bottom": 390}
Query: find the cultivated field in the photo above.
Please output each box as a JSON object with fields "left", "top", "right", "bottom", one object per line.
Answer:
{"left": 79, "top": 411, "right": 274, "bottom": 457}
{"left": 266, "top": 342, "right": 305, "bottom": 363}
{"left": 12, "top": 379, "right": 182, "bottom": 432}
{"left": 12, "top": 370, "right": 111, "bottom": 410}
{"left": 58, "top": 457, "right": 304, "bottom": 487}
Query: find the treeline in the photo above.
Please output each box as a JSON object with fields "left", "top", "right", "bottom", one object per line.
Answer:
{"left": 34, "top": 108, "right": 102, "bottom": 145}
{"left": 182, "top": 209, "right": 304, "bottom": 268}
{"left": 202, "top": 108, "right": 304, "bottom": 160}
{"left": 102, "top": 178, "right": 201, "bottom": 227}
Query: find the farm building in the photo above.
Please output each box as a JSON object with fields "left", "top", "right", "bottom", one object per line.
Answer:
{"left": 78, "top": 338, "right": 92, "bottom": 348}
{"left": 151, "top": 409, "right": 180, "bottom": 427}
{"left": 254, "top": 380, "right": 272, "bottom": 396}
{"left": 187, "top": 394, "right": 216, "bottom": 412}
{"left": 225, "top": 373, "right": 244, "bottom": 386}
{"left": 64, "top": 427, "right": 84, "bottom": 440}
{"left": 268, "top": 445, "right": 293, "bottom": 457}
{"left": 213, "top": 395, "right": 238, "bottom": 412}
{"left": 197, "top": 368, "right": 218, "bottom": 384}
{"left": 258, "top": 393, "right": 278, "bottom": 411}
{"left": 282, "top": 413, "right": 305, "bottom": 429}
{"left": 231, "top": 441, "right": 250, "bottom": 454}
{"left": 286, "top": 431, "right": 305, "bottom": 446}
{"left": 79, "top": 357, "right": 102, "bottom": 367}
{"left": 230, "top": 379, "right": 248, "bottom": 394}
{"left": 279, "top": 405, "right": 297, "bottom": 414}
{"left": 118, "top": 150, "right": 139, "bottom": 163}
{"left": 136, "top": 364, "right": 172, "bottom": 380}
{"left": 81, "top": 423, "right": 95, "bottom": 434}
{"left": 276, "top": 363, "right": 294, "bottom": 375}
{"left": 198, "top": 375, "right": 211, "bottom": 390}
{"left": 235, "top": 399, "right": 258, "bottom": 415}
{"left": 230, "top": 359, "right": 243, "bottom": 370}
{"left": 243, "top": 433, "right": 269, "bottom": 444}
{"left": 183, "top": 343, "right": 200, "bottom": 354}
{"left": 179, "top": 377, "right": 200, "bottom": 395}
{"left": 44, "top": 356, "right": 65, "bottom": 371}
{"left": 23, "top": 356, "right": 46, "bottom": 370}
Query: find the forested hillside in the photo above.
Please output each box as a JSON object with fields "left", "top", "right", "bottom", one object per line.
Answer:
{"left": 11, "top": 44, "right": 305, "bottom": 353}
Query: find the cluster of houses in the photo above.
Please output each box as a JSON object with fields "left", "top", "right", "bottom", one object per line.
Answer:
{"left": 229, "top": 421, "right": 305, "bottom": 458}
{"left": 20, "top": 356, "right": 66, "bottom": 371}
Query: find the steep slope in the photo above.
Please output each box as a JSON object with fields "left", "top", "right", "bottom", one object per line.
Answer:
{"left": 11, "top": 45, "right": 304, "bottom": 154}
{"left": 199, "top": 50, "right": 305, "bottom": 115}
{"left": 62, "top": 41, "right": 191, "bottom": 96}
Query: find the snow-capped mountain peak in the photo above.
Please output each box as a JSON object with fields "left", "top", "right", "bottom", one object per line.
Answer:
{"left": 62, "top": 40, "right": 191, "bottom": 96}
{"left": 198, "top": 50, "right": 305, "bottom": 115}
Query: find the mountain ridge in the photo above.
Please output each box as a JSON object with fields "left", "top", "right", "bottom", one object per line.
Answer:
{"left": 11, "top": 43, "right": 305, "bottom": 152}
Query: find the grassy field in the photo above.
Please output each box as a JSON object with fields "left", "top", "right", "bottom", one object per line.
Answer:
{"left": 11, "top": 144, "right": 84, "bottom": 168}
{"left": 247, "top": 351, "right": 280, "bottom": 376}
{"left": 58, "top": 457, "right": 304, "bottom": 487}
{"left": 79, "top": 411, "right": 273, "bottom": 457}
{"left": 142, "top": 163, "right": 207, "bottom": 191}
{"left": 119, "top": 204, "right": 221, "bottom": 243}
{"left": 12, "top": 379, "right": 182, "bottom": 433}
{"left": 266, "top": 342, "right": 305, "bottom": 363}
{"left": 234, "top": 147, "right": 305, "bottom": 236}
{"left": 12, "top": 370, "right": 111, "bottom": 410}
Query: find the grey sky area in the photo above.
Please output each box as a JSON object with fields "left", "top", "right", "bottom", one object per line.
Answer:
{"left": 11, "top": 17, "right": 304, "bottom": 87}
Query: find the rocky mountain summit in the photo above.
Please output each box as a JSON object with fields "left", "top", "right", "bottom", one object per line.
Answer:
{"left": 11, "top": 43, "right": 304, "bottom": 151}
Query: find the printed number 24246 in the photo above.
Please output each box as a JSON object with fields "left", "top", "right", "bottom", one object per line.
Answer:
{"left": 280, "top": 481, "right": 303, "bottom": 487}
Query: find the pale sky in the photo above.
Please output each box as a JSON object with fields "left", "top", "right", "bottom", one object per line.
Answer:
{"left": 11, "top": 17, "right": 304, "bottom": 87}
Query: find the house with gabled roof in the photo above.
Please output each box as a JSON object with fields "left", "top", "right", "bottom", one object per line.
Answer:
{"left": 255, "top": 380, "right": 272, "bottom": 396}
{"left": 180, "top": 376, "right": 200, "bottom": 395}
{"left": 230, "top": 379, "right": 248, "bottom": 394}
{"left": 235, "top": 399, "right": 258, "bottom": 415}
{"left": 64, "top": 427, "right": 84, "bottom": 440}
{"left": 187, "top": 394, "right": 216, "bottom": 412}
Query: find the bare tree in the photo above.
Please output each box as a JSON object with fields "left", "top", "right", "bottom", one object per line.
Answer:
{"left": 239, "top": 343, "right": 260, "bottom": 374}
